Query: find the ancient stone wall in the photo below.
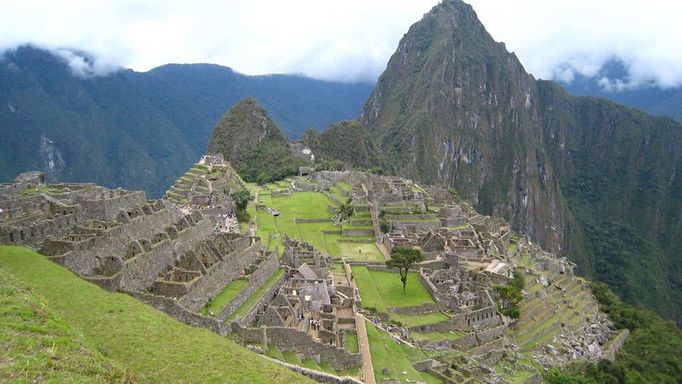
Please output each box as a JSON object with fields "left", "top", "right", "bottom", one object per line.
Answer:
{"left": 388, "top": 303, "right": 440, "bottom": 315}
{"left": 183, "top": 244, "right": 275, "bottom": 312}
{"left": 76, "top": 191, "right": 146, "bottom": 222}
{"left": 239, "top": 272, "right": 288, "bottom": 325}
{"left": 260, "top": 354, "right": 362, "bottom": 384}
{"left": 218, "top": 255, "right": 279, "bottom": 321}
{"left": 59, "top": 208, "right": 181, "bottom": 275}
{"left": 127, "top": 291, "right": 229, "bottom": 335}
{"left": 604, "top": 329, "right": 630, "bottom": 362}
{"left": 476, "top": 325, "right": 507, "bottom": 345}
{"left": 265, "top": 327, "right": 362, "bottom": 371}
{"left": 231, "top": 323, "right": 267, "bottom": 344}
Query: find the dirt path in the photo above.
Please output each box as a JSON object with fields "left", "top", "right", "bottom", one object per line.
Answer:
{"left": 355, "top": 313, "right": 375, "bottom": 384}
{"left": 343, "top": 262, "right": 376, "bottom": 384}
{"left": 334, "top": 262, "right": 376, "bottom": 383}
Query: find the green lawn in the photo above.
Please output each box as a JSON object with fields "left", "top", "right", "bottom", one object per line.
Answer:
{"left": 352, "top": 266, "right": 447, "bottom": 327}
{"left": 337, "top": 242, "right": 384, "bottom": 262}
{"left": 0, "top": 246, "right": 310, "bottom": 383}
{"left": 411, "top": 330, "right": 465, "bottom": 342}
{"left": 353, "top": 266, "right": 435, "bottom": 310}
{"left": 345, "top": 332, "right": 359, "bottom": 353}
{"left": 251, "top": 186, "right": 382, "bottom": 262}
{"left": 365, "top": 321, "right": 441, "bottom": 384}
{"left": 228, "top": 269, "right": 284, "bottom": 321}
{"left": 200, "top": 278, "right": 248, "bottom": 316}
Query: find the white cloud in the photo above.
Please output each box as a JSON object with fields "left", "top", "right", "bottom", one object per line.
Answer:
{"left": 0, "top": 0, "right": 681, "bottom": 87}
{"left": 466, "top": 0, "right": 682, "bottom": 89}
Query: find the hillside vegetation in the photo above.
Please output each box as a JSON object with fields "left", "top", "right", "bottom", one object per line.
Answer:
{"left": 0, "top": 246, "right": 311, "bottom": 384}
{"left": 207, "top": 99, "right": 303, "bottom": 184}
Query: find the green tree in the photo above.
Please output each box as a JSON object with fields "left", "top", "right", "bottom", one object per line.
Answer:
{"left": 230, "top": 189, "right": 253, "bottom": 222}
{"left": 386, "top": 247, "right": 425, "bottom": 293}
{"left": 337, "top": 198, "right": 355, "bottom": 222}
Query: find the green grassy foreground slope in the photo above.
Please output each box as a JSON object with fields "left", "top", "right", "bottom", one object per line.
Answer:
{"left": 0, "top": 267, "right": 133, "bottom": 383}
{"left": 0, "top": 246, "right": 312, "bottom": 384}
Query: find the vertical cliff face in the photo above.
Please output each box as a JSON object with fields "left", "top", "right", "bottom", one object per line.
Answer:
{"left": 361, "top": 0, "right": 567, "bottom": 255}
{"left": 360, "top": 0, "right": 682, "bottom": 321}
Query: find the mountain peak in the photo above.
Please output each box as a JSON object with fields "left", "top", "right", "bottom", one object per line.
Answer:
{"left": 207, "top": 97, "right": 288, "bottom": 168}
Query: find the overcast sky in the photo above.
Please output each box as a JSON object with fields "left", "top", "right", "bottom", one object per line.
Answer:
{"left": 1, "top": 0, "right": 681, "bottom": 89}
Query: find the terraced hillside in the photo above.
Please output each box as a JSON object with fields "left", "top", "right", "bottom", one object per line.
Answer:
{"left": 0, "top": 246, "right": 312, "bottom": 384}
{"left": 164, "top": 163, "right": 210, "bottom": 204}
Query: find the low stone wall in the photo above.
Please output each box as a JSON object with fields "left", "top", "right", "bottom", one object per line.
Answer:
{"left": 341, "top": 229, "right": 374, "bottom": 237}
{"left": 240, "top": 272, "right": 288, "bottom": 325}
{"left": 266, "top": 327, "right": 362, "bottom": 371}
{"left": 418, "top": 270, "right": 441, "bottom": 303}
{"left": 77, "top": 190, "right": 146, "bottom": 222}
{"left": 604, "top": 329, "right": 630, "bottom": 362}
{"left": 180, "top": 242, "right": 265, "bottom": 312}
{"left": 388, "top": 303, "right": 439, "bottom": 315}
{"left": 476, "top": 325, "right": 507, "bottom": 345}
{"left": 415, "top": 334, "right": 478, "bottom": 351}
{"left": 296, "top": 218, "right": 331, "bottom": 224}
{"left": 231, "top": 323, "right": 266, "bottom": 344}
{"left": 261, "top": 355, "right": 363, "bottom": 384}
{"left": 127, "top": 291, "right": 229, "bottom": 335}
{"left": 218, "top": 253, "right": 281, "bottom": 321}
{"left": 409, "top": 315, "right": 465, "bottom": 334}
{"left": 469, "top": 336, "right": 506, "bottom": 357}
{"left": 337, "top": 238, "right": 374, "bottom": 244}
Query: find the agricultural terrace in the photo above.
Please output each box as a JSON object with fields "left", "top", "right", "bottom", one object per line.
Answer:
{"left": 248, "top": 179, "right": 383, "bottom": 262}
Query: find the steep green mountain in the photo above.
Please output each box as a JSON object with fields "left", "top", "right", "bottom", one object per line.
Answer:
{"left": 358, "top": 0, "right": 682, "bottom": 323}
{"left": 0, "top": 46, "right": 372, "bottom": 196}
{"left": 303, "top": 120, "right": 380, "bottom": 169}
{"left": 560, "top": 59, "right": 682, "bottom": 123}
{"left": 207, "top": 98, "right": 302, "bottom": 183}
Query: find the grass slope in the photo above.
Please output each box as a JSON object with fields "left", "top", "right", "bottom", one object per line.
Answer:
{"left": 0, "top": 246, "right": 311, "bottom": 384}
{"left": 200, "top": 278, "right": 248, "bottom": 316}
{"left": 0, "top": 268, "right": 133, "bottom": 383}
{"left": 365, "top": 321, "right": 440, "bottom": 384}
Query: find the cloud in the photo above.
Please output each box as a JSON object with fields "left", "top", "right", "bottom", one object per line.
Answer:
{"left": 0, "top": 0, "right": 681, "bottom": 88}
{"left": 0, "top": 0, "right": 436, "bottom": 82}
{"left": 466, "top": 0, "right": 682, "bottom": 89}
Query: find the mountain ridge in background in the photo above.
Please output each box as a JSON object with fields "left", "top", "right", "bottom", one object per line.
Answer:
{"left": 0, "top": 45, "right": 372, "bottom": 196}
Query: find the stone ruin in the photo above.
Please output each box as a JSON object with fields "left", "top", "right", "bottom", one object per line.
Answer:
{"left": 233, "top": 237, "right": 362, "bottom": 372}
{"left": 0, "top": 167, "right": 280, "bottom": 337}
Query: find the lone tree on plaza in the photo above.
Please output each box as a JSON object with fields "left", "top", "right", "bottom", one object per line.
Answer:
{"left": 386, "top": 246, "right": 425, "bottom": 294}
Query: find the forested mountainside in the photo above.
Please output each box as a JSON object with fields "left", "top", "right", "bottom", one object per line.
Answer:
{"left": 348, "top": 0, "right": 681, "bottom": 322}
{"left": 0, "top": 46, "right": 372, "bottom": 196}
